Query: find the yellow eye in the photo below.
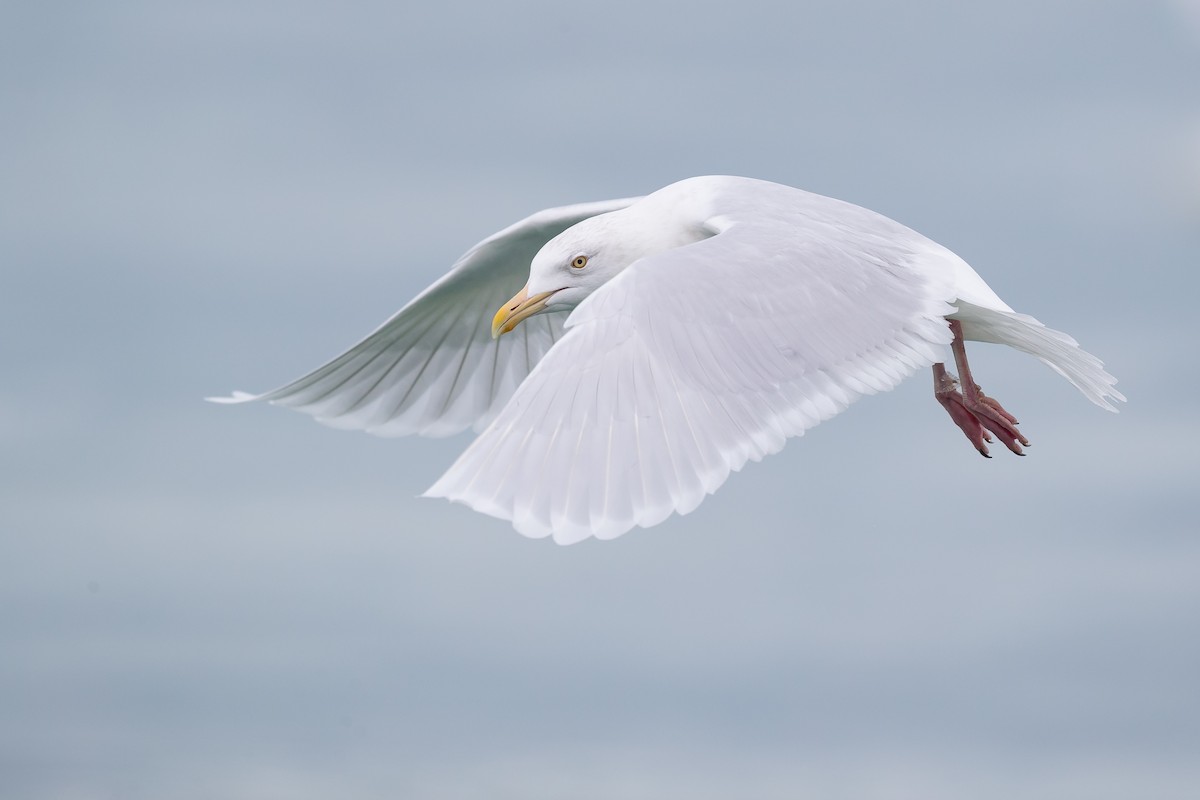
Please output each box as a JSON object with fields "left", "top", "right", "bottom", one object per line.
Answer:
{"left": 571, "top": 255, "right": 588, "bottom": 269}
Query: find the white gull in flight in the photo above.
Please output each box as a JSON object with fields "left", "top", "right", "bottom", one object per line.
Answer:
{"left": 211, "top": 176, "right": 1124, "bottom": 543}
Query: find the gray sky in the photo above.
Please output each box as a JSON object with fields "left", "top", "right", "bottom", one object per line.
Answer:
{"left": 2, "top": 1, "right": 1198, "bottom": 798}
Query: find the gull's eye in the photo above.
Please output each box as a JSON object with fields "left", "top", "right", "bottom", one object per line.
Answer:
{"left": 570, "top": 255, "right": 588, "bottom": 269}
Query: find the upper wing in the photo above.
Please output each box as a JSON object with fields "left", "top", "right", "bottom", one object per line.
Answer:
{"left": 208, "top": 197, "right": 639, "bottom": 437}
{"left": 424, "top": 217, "right": 958, "bottom": 543}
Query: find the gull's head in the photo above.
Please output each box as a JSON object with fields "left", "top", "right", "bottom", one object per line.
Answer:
{"left": 492, "top": 213, "right": 638, "bottom": 338}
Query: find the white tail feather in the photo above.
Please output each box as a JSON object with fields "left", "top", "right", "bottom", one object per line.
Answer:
{"left": 953, "top": 301, "right": 1125, "bottom": 412}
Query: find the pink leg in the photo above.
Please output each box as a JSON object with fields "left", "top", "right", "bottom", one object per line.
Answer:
{"left": 933, "top": 320, "right": 1030, "bottom": 457}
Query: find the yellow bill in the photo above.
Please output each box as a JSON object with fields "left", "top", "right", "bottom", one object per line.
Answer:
{"left": 492, "top": 285, "right": 559, "bottom": 338}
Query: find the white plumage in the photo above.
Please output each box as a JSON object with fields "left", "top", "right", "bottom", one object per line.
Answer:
{"left": 212, "top": 176, "right": 1123, "bottom": 543}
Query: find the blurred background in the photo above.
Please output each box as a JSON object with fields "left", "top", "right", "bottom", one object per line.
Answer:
{"left": 2, "top": 1, "right": 1198, "bottom": 798}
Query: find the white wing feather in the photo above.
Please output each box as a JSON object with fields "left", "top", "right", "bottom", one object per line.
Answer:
{"left": 208, "top": 197, "right": 639, "bottom": 437}
{"left": 425, "top": 217, "right": 959, "bottom": 543}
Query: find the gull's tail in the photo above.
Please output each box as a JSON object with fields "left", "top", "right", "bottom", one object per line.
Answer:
{"left": 952, "top": 301, "right": 1125, "bottom": 412}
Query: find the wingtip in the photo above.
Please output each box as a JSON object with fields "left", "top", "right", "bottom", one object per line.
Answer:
{"left": 204, "top": 390, "right": 258, "bottom": 404}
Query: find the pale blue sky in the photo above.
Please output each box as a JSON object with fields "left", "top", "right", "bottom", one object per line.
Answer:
{"left": 2, "top": 2, "right": 1198, "bottom": 798}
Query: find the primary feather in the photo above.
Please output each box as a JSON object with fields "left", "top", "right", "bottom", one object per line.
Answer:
{"left": 208, "top": 197, "right": 638, "bottom": 436}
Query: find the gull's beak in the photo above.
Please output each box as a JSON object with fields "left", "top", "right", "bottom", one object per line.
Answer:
{"left": 492, "top": 285, "right": 559, "bottom": 338}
